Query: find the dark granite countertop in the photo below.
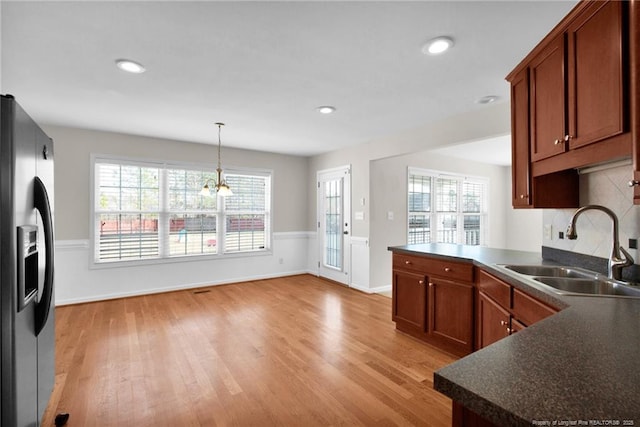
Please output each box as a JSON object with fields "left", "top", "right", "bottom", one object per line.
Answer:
{"left": 389, "top": 243, "right": 640, "bottom": 426}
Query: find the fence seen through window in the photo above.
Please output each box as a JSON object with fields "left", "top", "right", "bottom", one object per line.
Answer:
{"left": 94, "top": 159, "right": 271, "bottom": 264}
{"left": 408, "top": 169, "right": 487, "bottom": 246}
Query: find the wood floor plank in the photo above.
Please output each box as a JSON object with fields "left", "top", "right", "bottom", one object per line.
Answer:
{"left": 42, "top": 274, "right": 457, "bottom": 426}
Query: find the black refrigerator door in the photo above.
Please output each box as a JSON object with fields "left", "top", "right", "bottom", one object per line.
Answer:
{"left": 2, "top": 94, "right": 40, "bottom": 427}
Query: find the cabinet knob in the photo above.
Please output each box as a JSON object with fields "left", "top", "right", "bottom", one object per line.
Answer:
{"left": 444, "top": 267, "right": 452, "bottom": 272}
{"left": 500, "top": 320, "right": 508, "bottom": 326}
{"left": 628, "top": 180, "right": 640, "bottom": 187}
{"left": 418, "top": 280, "right": 424, "bottom": 285}
{"left": 564, "top": 134, "right": 573, "bottom": 142}
{"left": 520, "top": 194, "right": 525, "bottom": 199}
{"left": 405, "top": 260, "right": 411, "bottom": 265}
{"left": 554, "top": 139, "right": 561, "bottom": 145}
{"left": 428, "top": 282, "right": 433, "bottom": 287}
{"left": 507, "top": 328, "right": 514, "bottom": 334}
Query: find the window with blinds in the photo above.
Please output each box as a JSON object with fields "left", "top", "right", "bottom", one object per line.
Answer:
{"left": 93, "top": 157, "right": 272, "bottom": 265}
{"left": 95, "top": 163, "right": 161, "bottom": 261}
{"left": 223, "top": 173, "right": 270, "bottom": 253}
{"left": 407, "top": 168, "right": 487, "bottom": 246}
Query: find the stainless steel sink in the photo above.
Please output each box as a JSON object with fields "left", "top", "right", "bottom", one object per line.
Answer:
{"left": 504, "top": 265, "right": 597, "bottom": 279}
{"left": 533, "top": 277, "right": 640, "bottom": 297}
{"left": 499, "top": 264, "right": 640, "bottom": 298}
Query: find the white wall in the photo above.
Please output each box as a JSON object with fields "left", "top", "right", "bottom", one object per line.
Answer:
{"left": 46, "top": 125, "right": 313, "bottom": 305}
{"left": 369, "top": 152, "right": 510, "bottom": 289}
{"left": 308, "top": 102, "right": 514, "bottom": 291}
{"left": 48, "top": 102, "right": 539, "bottom": 304}
{"left": 503, "top": 166, "right": 543, "bottom": 252}
{"left": 45, "top": 125, "right": 309, "bottom": 239}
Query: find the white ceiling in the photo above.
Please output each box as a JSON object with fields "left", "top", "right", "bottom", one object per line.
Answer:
{"left": 1, "top": 1, "right": 577, "bottom": 157}
{"left": 432, "top": 134, "right": 512, "bottom": 166}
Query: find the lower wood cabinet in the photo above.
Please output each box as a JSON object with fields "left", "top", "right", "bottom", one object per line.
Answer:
{"left": 429, "top": 278, "right": 474, "bottom": 355}
{"left": 391, "top": 253, "right": 474, "bottom": 357}
{"left": 392, "top": 270, "right": 426, "bottom": 331}
{"left": 391, "top": 253, "right": 563, "bottom": 427}
{"left": 476, "top": 291, "right": 510, "bottom": 349}
{"left": 452, "top": 401, "right": 498, "bottom": 427}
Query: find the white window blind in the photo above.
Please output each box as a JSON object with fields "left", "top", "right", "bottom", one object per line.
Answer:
{"left": 96, "top": 163, "right": 161, "bottom": 261}
{"left": 407, "top": 168, "right": 488, "bottom": 246}
{"left": 223, "top": 173, "right": 270, "bottom": 253}
{"left": 93, "top": 157, "right": 272, "bottom": 265}
{"left": 166, "top": 168, "right": 218, "bottom": 257}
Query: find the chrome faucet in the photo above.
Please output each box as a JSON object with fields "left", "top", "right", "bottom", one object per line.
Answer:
{"left": 566, "top": 205, "right": 633, "bottom": 281}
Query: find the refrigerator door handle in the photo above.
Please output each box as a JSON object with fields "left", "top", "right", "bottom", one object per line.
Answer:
{"left": 34, "top": 176, "right": 54, "bottom": 336}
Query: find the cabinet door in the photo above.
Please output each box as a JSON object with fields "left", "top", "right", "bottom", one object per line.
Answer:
{"left": 428, "top": 279, "right": 474, "bottom": 354}
{"left": 392, "top": 270, "right": 426, "bottom": 331}
{"left": 511, "top": 68, "right": 532, "bottom": 207}
{"left": 510, "top": 319, "right": 526, "bottom": 334}
{"left": 477, "top": 292, "right": 510, "bottom": 349}
{"left": 512, "top": 288, "right": 557, "bottom": 326}
{"left": 530, "top": 34, "right": 567, "bottom": 161}
{"left": 567, "top": 1, "right": 625, "bottom": 149}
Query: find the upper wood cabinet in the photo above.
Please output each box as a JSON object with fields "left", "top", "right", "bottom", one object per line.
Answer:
{"left": 530, "top": 1, "right": 625, "bottom": 160}
{"left": 530, "top": 34, "right": 567, "bottom": 162}
{"left": 508, "top": 0, "right": 636, "bottom": 207}
{"left": 510, "top": 68, "right": 532, "bottom": 207}
{"left": 511, "top": 67, "right": 579, "bottom": 208}
{"left": 567, "top": 1, "right": 625, "bottom": 150}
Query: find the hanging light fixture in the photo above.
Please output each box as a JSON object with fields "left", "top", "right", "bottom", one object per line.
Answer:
{"left": 201, "top": 122, "right": 233, "bottom": 197}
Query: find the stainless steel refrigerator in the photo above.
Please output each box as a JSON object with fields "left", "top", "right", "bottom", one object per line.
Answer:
{"left": 1, "top": 94, "right": 56, "bottom": 427}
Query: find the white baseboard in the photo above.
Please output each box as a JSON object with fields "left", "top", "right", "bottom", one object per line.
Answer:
{"left": 350, "top": 283, "right": 391, "bottom": 294}
{"left": 54, "top": 232, "right": 375, "bottom": 305}
{"left": 56, "top": 270, "right": 310, "bottom": 306}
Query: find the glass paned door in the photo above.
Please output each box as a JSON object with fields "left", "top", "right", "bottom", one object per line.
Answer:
{"left": 324, "top": 179, "right": 342, "bottom": 269}
{"left": 317, "top": 166, "right": 351, "bottom": 285}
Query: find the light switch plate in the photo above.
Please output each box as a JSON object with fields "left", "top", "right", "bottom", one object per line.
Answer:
{"left": 387, "top": 211, "right": 394, "bottom": 220}
{"left": 543, "top": 224, "right": 552, "bottom": 240}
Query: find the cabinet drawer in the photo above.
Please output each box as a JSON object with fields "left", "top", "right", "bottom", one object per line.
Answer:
{"left": 476, "top": 270, "right": 511, "bottom": 309}
{"left": 512, "top": 288, "right": 557, "bottom": 326}
{"left": 393, "top": 253, "right": 473, "bottom": 282}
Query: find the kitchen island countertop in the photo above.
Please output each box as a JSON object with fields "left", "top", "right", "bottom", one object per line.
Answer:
{"left": 389, "top": 243, "right": 640, "bottom": 426}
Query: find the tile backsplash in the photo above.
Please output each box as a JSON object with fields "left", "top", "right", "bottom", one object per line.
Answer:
{"left": 542, "top": 162, "right": 640, "bottom": 263}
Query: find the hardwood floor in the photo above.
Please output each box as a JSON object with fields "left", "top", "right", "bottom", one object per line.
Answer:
{"left": 43, "top": 274, "right": 456, "bottom": 426}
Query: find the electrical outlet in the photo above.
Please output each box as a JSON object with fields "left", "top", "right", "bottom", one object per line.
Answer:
{"left": 558, "top": 231, "right": 564, "bottom": 240}
{"left": 629, "top": 238, "right": 638, "bottom": 250}
{"left": 543, "top": 224, "right": 552, "bottom": 240}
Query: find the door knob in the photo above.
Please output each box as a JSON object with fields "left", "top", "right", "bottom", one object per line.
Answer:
{"left": 629, "top": 180, "right": 640, "bottom": 187}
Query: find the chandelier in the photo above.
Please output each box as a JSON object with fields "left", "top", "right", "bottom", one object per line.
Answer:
{"left": 201, "top": 122, "right": 232, "bottom": 197}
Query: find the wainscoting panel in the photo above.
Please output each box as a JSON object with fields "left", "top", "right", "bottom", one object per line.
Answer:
{"left": 55, "top": 232, "right": 312, "bottom": 305}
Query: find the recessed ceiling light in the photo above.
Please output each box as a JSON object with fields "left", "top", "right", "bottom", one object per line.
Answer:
{"left": 422, "top": 36, "right": 455, "bottom": 55}
{"left": 476, "top": 95, "right": 500, "bottom": 105}
{"left": 115, "top": 59, "right": 146, "bottom": 74}
{"left": 316, "top": 106, "right": 336, "bottom": 114}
